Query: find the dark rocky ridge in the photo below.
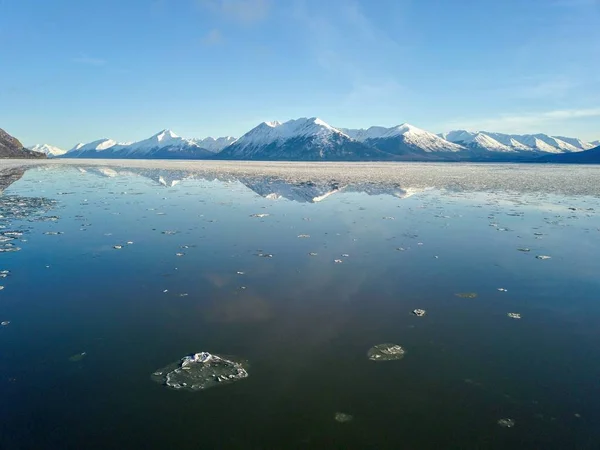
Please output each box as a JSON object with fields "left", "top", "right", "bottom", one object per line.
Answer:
{"left": 0, "top": 128, "right": 46, "bottom": 159}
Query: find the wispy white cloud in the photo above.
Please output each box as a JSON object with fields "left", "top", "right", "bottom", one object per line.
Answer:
{"left": 73, "top": 55, "right": 106, "bottom": 66}
{"left": 293, "top": 0, "right": 409, "bottom": 110}
{"left": 201, "top": 29, "right": 224, "bottom": 45}
{"left": 441, "top": 108, "right": 600, "bottom": 134}
{"left": 198, "top": 0, "right": 270, "bottom": 24}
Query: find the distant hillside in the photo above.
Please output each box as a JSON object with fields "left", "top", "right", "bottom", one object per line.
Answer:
{"left": 537, "top": 145, "right": 600, "bottom": 163}
{"left": 0, "top": 128, "right": 46, "bottom": 159}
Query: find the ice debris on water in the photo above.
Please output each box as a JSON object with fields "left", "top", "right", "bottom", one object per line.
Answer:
{"left": 412, "top": 309, "right": 426, "bottom": 317}
{"left": 151, "top": 352, "right": 249, "bottom": 391}
{"left": 297, "top": 234, "right": 310, "bottom": 238}
{"left": 368, "top": 343, "right": 406, "bottom": 361}
{"left": 507, "top": 313, "right": 521, "bottom": 320}
{"left": 334, "top": 412, "right": 353, "bottom": 423}
{"left": 250, "top": 213, "right": 269, "bottom": 218}
{"left": 498, "top": 288, "right": 508, "bottom": 292}
{"left": 308, "top": 252, "right": 318, "bottom": 256}
{"left": 1, "top": 321, "right": 10, "bottom": 326}
{"left": 69, "top": 352, "right": 87, "bottom": 362}
{"left": 113, "top": 245, "right": 122, "bottom": 249}
{"left": 517, "top": 248, "right": 531, "bottom": 252}
{"left": 456, "top": 292, "right": 478, "bottom": 298}
{"left": 497, "top": 418, "right": 515, "bottom": 428}
{"left": 536, "top": 255, "right": 551, "bottom": 260}
{"left": 162, "top": 230, "right": 178, "bottom": 235}
{"left": 334, "top": 259, "right": 343, "bottom": 264}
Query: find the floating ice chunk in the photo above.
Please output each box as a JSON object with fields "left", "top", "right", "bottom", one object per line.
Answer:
{"left": 412, "top": 309, "right": 426, "bottom": 317}
{"left": 308, "top": 252, "right": 318, "bottom": 256}
{"left": 250, "top": 213, "right": 270, "bottom": 218}
{"left": 334, "top": 412, "right": 353, "bottom": 423}
{"left": 497, "top": 418, "right": 515, "bottom": 428}
{"left": 517, "top": 248, "right": 530, "bottom": 252}
{"left": 334, "top": 259, "right": 343, "bottom": 264}
{"left": 455, "top": 292, "right": 478, "bottom": 298}
{"left": 297, "top": 234, "right": 310, "bottom": 238}
{"left": 69, "top": 352, "right": 87, "bottom": 362}
{"left": 1, "top": 321, "right": 10, "bottom": 326}
{"left": 152, "top": 352, "right": 248, "bottom": 392}
{"left": 113, "top": 245, "right": 122, "bottom": 249}
{"left": 368, "top": 343, "right": 405, "bottom": 361}
{"left": 498, "top": 288, "right": 508, "bottom": 292}
{"left": 536, "top": 255, "right": 551, "bottom": 260}
{"left": 507, "top": 313, "right": 521, "bottom": 319}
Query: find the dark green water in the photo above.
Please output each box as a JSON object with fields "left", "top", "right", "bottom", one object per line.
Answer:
{"left": 1, "top": 165, "right": 599, "bottom": 449}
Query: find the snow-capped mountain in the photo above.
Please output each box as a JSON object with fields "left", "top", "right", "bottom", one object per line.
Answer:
{"left": 442, "top": 130, "right": 590, "bottom": 154}
{"left": 219, "top": 117, "right": 391, "bottom": 161}
{"left": 440, "top": 130, "right": 516, "bottom": 153}
{"left": 590, "top": 140, "right": 600, "bottom": 147}
{"left": 68, "top": 138, "right": 119, "bottom": 154}
{"left": 341, "top": 124, "right": 464, "bottom": 158}
{"left": 192, "top": 136, "right": 236, "bottom": 153}
{"left": 28, "top": 143, "right": 67, "bottom": 157}
{"left": 63, "top": 130, "right": 226, "bottom": 159}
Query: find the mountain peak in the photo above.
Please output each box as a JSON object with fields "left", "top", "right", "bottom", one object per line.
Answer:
{"left": 153, "top": 129, "right": 179, "bottom": 141}
{"left": 28, "top": 143, "right": 67, "bottom": 157}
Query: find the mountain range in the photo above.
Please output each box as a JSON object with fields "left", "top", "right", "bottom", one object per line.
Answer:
{"left": 26, "top": 117, "right": 600, "bottom": 162}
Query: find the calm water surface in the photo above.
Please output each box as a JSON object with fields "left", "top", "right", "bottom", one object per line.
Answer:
{"left": 1, "top": 164, "right": 599, "bottom": 449}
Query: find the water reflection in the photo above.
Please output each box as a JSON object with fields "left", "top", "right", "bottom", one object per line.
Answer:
{"left": 0, "top": 163, "right": 599, "bottom": 449}
{"left": 69, "top": 166, "right": 425, "bottom": 203}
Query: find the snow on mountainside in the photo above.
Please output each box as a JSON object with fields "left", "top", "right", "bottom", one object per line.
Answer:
{"left": 444, "top": 130, "right": 591, "bottom": 154}
{"left": 219, "top": 117, "right": 391, "bottom": 161}
{"left": 123, "top": 130, "right": 199, "bottom": 155}
{"left": 592, "top": 140, "right": 600, "bottom": 147}
{"left": 63, "top": 130, "right": 228, "bottom": 159}
{"left": 440, "top": 130, "right": 513, "bottom": 153}
{"left": 28, "top": 143, "right": 67, "bottom": 157}
{"left": 193, "top": 136, "right": 236, "bottom": 153}
{"left": 343, "top": 124, "right": 464, "bottom": 155}
{"left": 68, "top": 138, "right": 119, "bottom": 153}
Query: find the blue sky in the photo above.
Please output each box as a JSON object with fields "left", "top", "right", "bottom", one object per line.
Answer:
{"left": 1, "top": 0, "right": 599, "bottom": 148}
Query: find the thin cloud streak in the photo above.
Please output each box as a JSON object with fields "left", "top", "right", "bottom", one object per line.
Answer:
{"left": 442, "top": 108, "right": 600, "bottom": 134}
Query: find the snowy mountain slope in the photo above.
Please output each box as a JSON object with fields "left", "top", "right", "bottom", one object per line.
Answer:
{"left": 69, "top": 138, "right": 119, "bottom": 154}
{"left": 219, "top": 118, "right": 392, "bottom": 161}
{"left": 538, "top": 144, "right": 600, "bottom": 163}
{"left": 28, "top": 143, "right": 67, "bottom": 157}
{"left": 440, "top": 130, "right": 513, "bottom": 152}
{"left": 119, "top": 130, "right": 213, "bottom": 158}
{"left": 63, "top": 130, "right": 216, "bottom": 159}
{"left": 553, "top": 137, "right": 595, "bottom": 150}
{"left": 446, "top": 131, "right": 591, "bottom": 154}
{"left": 193, "top": 136, "right": 236, "bottom": 153}
{"left": 343, "top": 123, "right": 465, "bottom": 157}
